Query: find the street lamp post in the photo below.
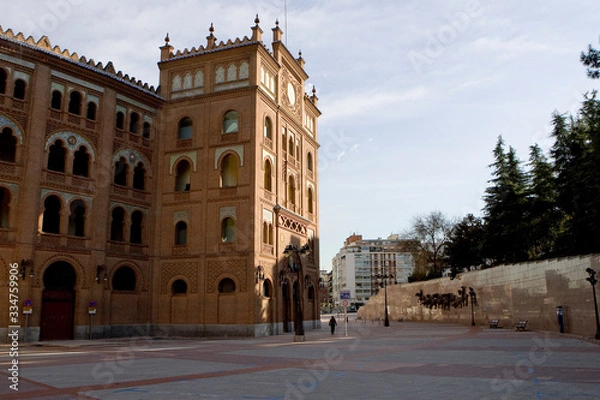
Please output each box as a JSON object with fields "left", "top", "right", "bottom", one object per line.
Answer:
{"left": 585, "top": 268, "right": 600, "bottom": 340}
{"left": 283, "top": 243, "right": 311, "bottom": 341}
{"left": 377, "top": 274, "right": 391, "bottom": 327}
{"left": 468, "top": 287, "right": 476, "bottom": 326}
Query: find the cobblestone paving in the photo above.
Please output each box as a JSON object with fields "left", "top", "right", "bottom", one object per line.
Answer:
{"left": 1, "top": 318, "right": 599, "bottom": 399}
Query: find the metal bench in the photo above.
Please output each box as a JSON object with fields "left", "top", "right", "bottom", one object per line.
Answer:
{"left": 489, "top": 319, "right": 499, "bottom": 329}
{"left": 516, "top": 320, "right": 528, "bottom": 331}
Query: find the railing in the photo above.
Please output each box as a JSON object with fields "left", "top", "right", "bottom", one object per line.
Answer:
{"left": 0, "top": 96, "right": 27, "bottom": 111}
{"left": 110, "top": 184, "right": 151, "bottom": 204}
{"left": 66, "top": 236, "right": 87, "bottom": 248}
{"left": 0, "top": 228, "right": 16, "bottom": 242}
{"left": 176, "top": 139, "right": 192, "bottom": 149}
{"left": 67, "top": 114, "right": 81, "bottom": 125}
{"left": 174, "top": 191, "right": 190, "bottom": 201}
{"left": 220, "top": 187, "right": 237, "bottom": 197}
{"left": 0, "top": 162, "right": 21, "bottom": 178}
{"left": 172, "top": 245, "right": 189, "bottom": 256}
{"left": 130, "top": 243, "right": 147, "bottom": 255}
{"left": 262, "top": 243, "right": 274, "bottom": 255}
{"left": 263, "top": 136, "right": 273, "bottom": 150}
{"left": 219, "top": 242, "right": 236, "bottom": 253}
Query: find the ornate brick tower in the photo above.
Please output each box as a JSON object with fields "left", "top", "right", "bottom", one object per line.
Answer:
{"left": 152, "top": 16, "right": 321, "bottom": 336}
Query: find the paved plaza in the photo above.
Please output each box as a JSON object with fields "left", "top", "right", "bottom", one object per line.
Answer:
{"left": 1, "top": 316, "right": 599, "bottom": 399}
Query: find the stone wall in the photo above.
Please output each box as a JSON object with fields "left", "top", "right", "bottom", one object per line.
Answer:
{"left": 357, "top": 254, "right": 600, "bottom": 337}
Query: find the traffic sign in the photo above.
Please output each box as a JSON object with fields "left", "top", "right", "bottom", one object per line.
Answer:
{"left": 341, "top": 299, "right": 349, "bottom": 307}
{"left": 340, "top": 291, "right": 351, "bottom": 300}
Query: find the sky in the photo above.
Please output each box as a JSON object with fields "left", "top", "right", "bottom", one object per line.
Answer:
{"left": 4, "top": 0, "right": 600, "bottom": 270}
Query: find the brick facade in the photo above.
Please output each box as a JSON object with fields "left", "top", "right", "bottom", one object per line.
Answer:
{"left": 0, "top": 18, "right": 321, "bottom": 341}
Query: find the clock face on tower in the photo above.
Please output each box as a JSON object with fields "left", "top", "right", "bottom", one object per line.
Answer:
{"left": 287, "top": 82, "right": 296, "bottom": 107}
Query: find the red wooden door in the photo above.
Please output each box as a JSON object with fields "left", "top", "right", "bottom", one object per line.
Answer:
{"left": 40, "top": 290, "right": 74, "bottom": 341}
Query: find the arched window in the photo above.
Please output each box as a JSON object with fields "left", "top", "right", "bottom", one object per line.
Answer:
{"left": 288, "top": 137, "right": 294, "bottom": 155}
{"left": 262, "top": 221, "right": 268, "bottom": 244}
{"left": 116, "top": 111, "right": 125, "bottom": 130}
{"left": 47, "top": 140, "right": 66, "bottom": 173}
{"left": 172, "top": 279, "right": 188, "bottom": 294}
{"left": 308, "top": 285, "right": 315, "bottom": 301}
{"left": 129, "top": 112, "right": 139, "bottom": 133}
{"left": 143, "top": 122, "right": 151, "bottom": 139}
{"left": 13, "top": 79, "right": 26, "bottom": 100}
{"left": 223, "top": 110, "right": 238, "bottom": 134}
{"left": 177, "top": 117, "right": 193, "bottom": 139}
{"left": 110, "top": 207, "right": 125, "bottom": 241}
{"left": 218, "top": 278, "right": 236, "bottom": 293}
{"left": 68, "top": 200, "right": 86, "bottom": 237}
{"left": 175, "top": 159, "right": 191, "bottom": 191}
{"left": 288, "top": 176, "right": 296, "bottom": 206}
{"left": 68, "top": 91, "right": 82, "bottom": 115}
{"left": 174, "top": 221, "right": 187, "bottom": 245}
{"left": 72, "top": 147, "right": 90, "bottom": 177}
{"left": 264, "top": 117, "right": 272, "bottom": 139}
{"left": 113, "top": 157, "right": 128, "bottom": 186}
{"left": 220, "top": 154, "right": 238, "bottom": 187}
{"left": 86, "top": 102, "right": 97, "bottom": 120}
{"left": 307, "top": 152, "right": 313, "bottom": 171}
{"left": 0, "top": 187, "right": 11, "bottom": 228}
{"left": 282, "top": 129, "right": 286, "bottom": 151}
{"left": 221, "top": 217, "right": 235, "bottom": 243}
{"left": 262, "top": 279, "right": 272, "bottom": 298}
{"left": 296, "top": 142, "right": 300, "bottom": 160}
{"left": 51, "top": 90, "right": 62, "bottom": 110}
{"left": 130, "top": 210, "right": 143, "bottom": 244}
{"left": 112, "top": 266, "right": 136, "bottom": 291}
{"left": 268, "top": 223, "right": 273, "bottom": 245}
{"left": 0, "top": 68, "right": 6, "bottom": 94}
{"left": 133, "top": 162, "right": 146, "bottom": 191}
{"left": 0, "top": 128, "right": 17, "bottom": 162}
{"left": 42, "top": 195, "right": 61, "bottom": 234}
{"left": 264, "top": 159, "right": 272, "bottom": 191}
{"left": 308, "top": 187, "right": 314, "bottom": 214}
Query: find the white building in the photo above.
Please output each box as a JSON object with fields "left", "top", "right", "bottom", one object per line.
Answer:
{"left": 331, "top": 234, "right": 415, "bottom": 309}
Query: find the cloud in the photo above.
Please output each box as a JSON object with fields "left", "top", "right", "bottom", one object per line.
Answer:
{"left": 472, "top": 35, "right": 568, "bottom": 60}
{"left": 323, "top": 86, "right": 431, "bottom": 120}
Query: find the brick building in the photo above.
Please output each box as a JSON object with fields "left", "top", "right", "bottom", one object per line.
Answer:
{"left": 0, "top": 16, "right": 321, "bottom": 341}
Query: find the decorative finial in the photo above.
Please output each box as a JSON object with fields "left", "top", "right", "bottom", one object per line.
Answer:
{"left": 312, "top": 85, "right": 316, "bottom": 95}
{"left": 164, "top": 33, "right": 170, "bottom": 44}
{"left": 207, "top": 23, "right": 217, "bottom": 49}
{"left": 275, "top": 19, "right": 279, "bottom": 26}
{"left": 254, "top": 14, "right": 260, "bottom": 25}
{"left": 298, "top": 50, "right": 302, "bottom": 58}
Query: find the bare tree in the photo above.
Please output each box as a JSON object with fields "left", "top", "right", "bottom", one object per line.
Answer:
{"left": 405, "top": 211, "right": 453, "bottom": 278}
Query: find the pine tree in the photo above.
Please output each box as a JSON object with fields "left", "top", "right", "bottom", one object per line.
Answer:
{"left": 482, "top": 136, "right": 530, "bottom": 264}
{"left": 527, "top": 144, "right": 561, "bottom": 259}
{"left": 581, "top": 44, "right": 600, "bottom": 79}
{"left": 551, "top": 94, "right": 600, "bottom": 255}
{"left": 444, "top": 214, "right": 486, "bottom": 275}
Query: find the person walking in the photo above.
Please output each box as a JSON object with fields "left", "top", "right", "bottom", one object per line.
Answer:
{"left": 329, "top": 316, "right": 337, "bottom": 335}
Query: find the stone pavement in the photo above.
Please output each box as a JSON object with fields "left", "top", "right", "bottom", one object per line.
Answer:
{"left": 1, "top": 316, "right": 599, "bottom": 399}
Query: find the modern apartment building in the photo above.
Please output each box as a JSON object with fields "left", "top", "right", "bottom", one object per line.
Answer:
{"left": 331, "top": 234, "right": 415, "bottom": 309}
